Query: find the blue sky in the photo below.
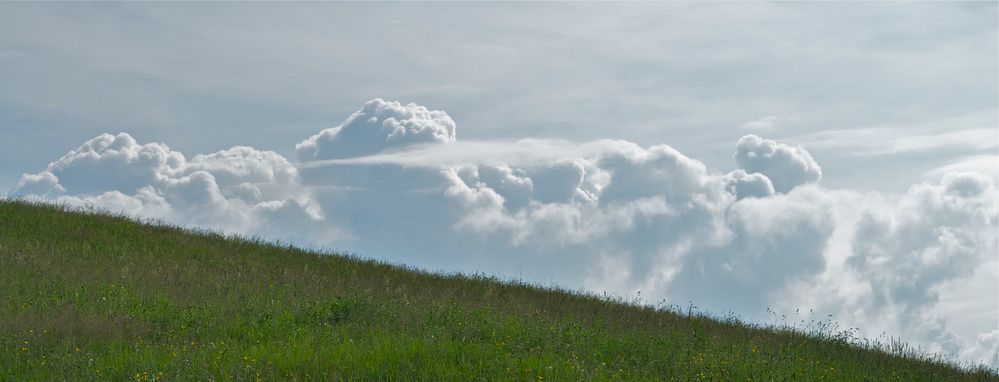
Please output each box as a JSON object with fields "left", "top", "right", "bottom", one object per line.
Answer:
{"left": 2, "top": 2, "right": 997, "bottom": 366}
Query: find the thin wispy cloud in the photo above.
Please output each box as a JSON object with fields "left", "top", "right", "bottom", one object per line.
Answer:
{"left": 790, "top": 127, "right": 998, "bottom": 156}
{"left": 927, "top": 155, "right": 999, "bottom": 179}
{"left": 741, "top": 115, "right": 781, "bottom": 131}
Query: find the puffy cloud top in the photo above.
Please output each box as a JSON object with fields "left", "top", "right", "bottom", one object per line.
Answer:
{"left": 20, "top": 133, "right": 185, "bottom": 196}
{"left": 724, "top": 170, "right": 776, "bottom": 200}
{"left": 734, "top": 134, "right": 821, "bottom": 193}
{"left": 295, "top": 99, "right": 456, "bottom": 161}
{"left": 13, "top": 133, "right": 323, "bottom": 240}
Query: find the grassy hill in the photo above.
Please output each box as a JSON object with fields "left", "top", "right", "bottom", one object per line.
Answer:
{"left": 0, "top": 200, "right": 994, "bottom": 381}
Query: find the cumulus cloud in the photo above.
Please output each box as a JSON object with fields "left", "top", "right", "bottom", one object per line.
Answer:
{"left": 665, "top": 186, "right": 835, "bottom": 312}
{"left": 735, "top": 134, "right": 822, "bottom": 193}
{"left": 849, "top": 173, "right": 997, "bottom": 341}
{"left": 724, "top": 170, "right": 775, "bottom": 200}
{"left": 295, "top": 98, "right": 456, "bottom": 161}
{"left": 14, "top": 171, "right": 64, "bottom": 196}
{"left": 10, "top": 99, "right": 997, "bottom": 367}
{"left": 770, "top": 173, "right": 999, "bottom": 360}
{"left": 14, "top": 133, "right": 327, "bottom": 242}
{"left": 18, "top": 133, "right": 184, "bottom": 196}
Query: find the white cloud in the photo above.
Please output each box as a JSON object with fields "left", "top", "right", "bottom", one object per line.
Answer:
{"left": 15, "top": 171, "right": 63, "bottom": 196}
{"left": 849, "top": 172, "right": 997, "bottom": 312}
{"left": 781, "top": 173, "right": 999, "bottom": 360}
{"left": 296, "top": 139, "right": 660, "bottom": 174}
{"left": 789, "top": 127, "right": 999, "bottom": 156}
{"left": 926, "top": 155, "right": 999, "bottom": 181}
{"left": 30, "top": 133, "right": 185, "bottom": 196}
{"left": 10, "top": 99, "right": 997, "bottom": 367}
{"left": 734, "top": 134, "right": 822, "bottom": 193}
{"left": 724, "top": 169, "right": 775, "bottom": 200}
{"left": 14, "top": 133, "right": 327, "bottom": 242}
{"left": 295, "top": 98, "right": 456, "bottom": 161}
{"left": 741, "top": 115, "right": 780, "bottom": 131}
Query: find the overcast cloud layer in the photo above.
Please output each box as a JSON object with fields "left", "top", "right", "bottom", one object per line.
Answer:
{"left": 12, "top": 99, "right": 998, "bottom": 367}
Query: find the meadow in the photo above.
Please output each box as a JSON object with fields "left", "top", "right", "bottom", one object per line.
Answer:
{"left": 0, "top": 199, "right": 994, "bottom": 381}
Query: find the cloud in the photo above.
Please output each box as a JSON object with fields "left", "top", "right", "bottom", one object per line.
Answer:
{"left": 734, "top": 134, "right": 822, "bottom": 193}
{"left": 14, "top": 171, "right": 63, "bottom": 196}
{"left": 295, "top": 98, "right": 456, "bottom": 161}
{"left": 724, "top": 170, "right": 775, "bottom": 200}
{"left": 783, "top": 172, "right": 999, "bottom": 358}
{"left": 297, "top": 138, "right": 657, "bottom": 170}
{"left": 10, "top": 99, "right": 997, "bottom": 367}
{"left": 666, "top": 186, "right": 836, "bottom": 312}
{"left": 14, "top": 133, "right": 328, "bottom": 242}
{"left": 1, "top": 2, "right": 993, "bottom": 198}
{"left": 789, "top": 128, "right": 999, "bottom": 156}
{"left": 849, "top": 172, "right": 997, "bottom": 311}
{"left": 741, "top": 115, "right": 780, "bottom": 131}
{"left": 926, "top": 155, "right": 999, "bottom": 181}
{"left": 22, "top": 133, "right": 185, "bottom": 196}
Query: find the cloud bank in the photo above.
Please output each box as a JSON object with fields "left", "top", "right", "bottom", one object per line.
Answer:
{"left": 12, "top": 99, "right": 997, "bottom": 367}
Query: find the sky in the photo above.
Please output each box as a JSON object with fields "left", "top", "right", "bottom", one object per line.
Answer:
{"left": 2, "top": 2, "right": 997, "bottom": 367}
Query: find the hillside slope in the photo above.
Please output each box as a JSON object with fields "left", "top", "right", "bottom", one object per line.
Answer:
{"left": 0, "top": 200, "right": 994, "bottom": 381}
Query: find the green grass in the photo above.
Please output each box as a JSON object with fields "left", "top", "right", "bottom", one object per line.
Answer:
{"left": 0, "top": 199, "right": 994, "bottom": 381}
